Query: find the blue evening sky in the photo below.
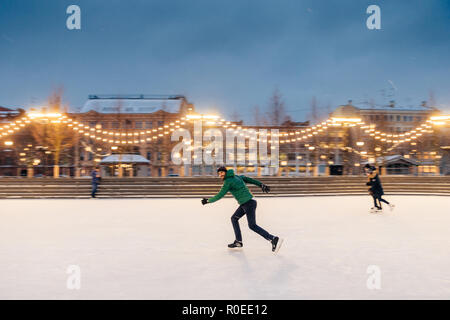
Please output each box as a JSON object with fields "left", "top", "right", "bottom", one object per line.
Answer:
{"left": 0, "top": 0, "right": 449, "bottom": 123}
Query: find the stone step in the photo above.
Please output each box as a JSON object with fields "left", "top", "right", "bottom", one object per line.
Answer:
{"left": 0, "top": 177, "right": 449, "bottom": 198}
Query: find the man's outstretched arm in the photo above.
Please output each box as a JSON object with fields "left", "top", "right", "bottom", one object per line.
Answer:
{"left": 241, "top": 175, "right": 262, "bottom": 187}
{"left": 241, "top": 175, "right": 270, "bottom": 193}
{"left": 207, "top": 181, "right": 231, "bottom": 204}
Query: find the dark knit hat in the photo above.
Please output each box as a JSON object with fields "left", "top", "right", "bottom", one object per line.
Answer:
{"left": 217, "top": 166, "right": 227, "bottom": 173}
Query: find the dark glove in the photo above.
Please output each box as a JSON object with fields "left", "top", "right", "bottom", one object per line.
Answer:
{"left": 201, "top": 198, "right": 209, "bottom": 205}
{"left": 261, "top": 184, "right": 270, "bottom": 193}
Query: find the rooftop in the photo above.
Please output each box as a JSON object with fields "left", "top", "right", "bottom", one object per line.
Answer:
{"left": 0, "top": 106, "right": 19, "bottom": 113}
{"left": 80, "top": 95, "right": 187, "bottom": 114}
{"left": 100, "top": 154, "right": 150, "bottom": 164}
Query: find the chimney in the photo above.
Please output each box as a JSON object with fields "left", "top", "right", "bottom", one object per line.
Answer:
{"left": 389, "top": 100, "right": 395, "bottom": 108}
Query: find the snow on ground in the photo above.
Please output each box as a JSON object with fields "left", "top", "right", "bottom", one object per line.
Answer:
{"left": 0, "top": 196, "right": 449, "bottom": 300}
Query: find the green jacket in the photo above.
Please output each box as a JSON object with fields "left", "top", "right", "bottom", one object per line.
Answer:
{"left": 208, "top": 169, "right": 262, "bottom": 205}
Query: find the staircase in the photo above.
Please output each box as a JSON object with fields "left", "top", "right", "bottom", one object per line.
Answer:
{"left": 0, "top": 176, "right": 449, "bottom": 199}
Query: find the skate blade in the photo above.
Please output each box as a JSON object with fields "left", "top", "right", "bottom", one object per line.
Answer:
{"left": 273, "top": 238, "right": 284, "bottom": 254}
{"left": 228, "top": 247, "right": 243, "bottom": 250}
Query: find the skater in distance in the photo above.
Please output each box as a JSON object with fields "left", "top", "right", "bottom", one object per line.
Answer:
{"left": 201, "top": 166, "right": 283, "bottom": 253}
{"left": 91, "top": 166, "right": 101, "bottom": 198}
{"left": 364, "top": 164, "right": 394, "bottom": 213}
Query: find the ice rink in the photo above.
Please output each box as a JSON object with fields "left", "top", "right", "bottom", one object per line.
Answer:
{"left": 1, "top": 195, "right": 450, "bottom": 300}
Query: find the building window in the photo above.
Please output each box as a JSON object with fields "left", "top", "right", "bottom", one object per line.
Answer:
{"left": 112, "top": 122, "right": 120, "bottom": 129}
{"left": 403, "top": 116, "right": 408, "bottom": 122}
{"left": 157, "top": 152, "right": 162, "bottom": 160}
{"left": 125, "top": 120, "right": 132, "bottom": 129}
{"left": 158, "top": 121, "right": 164, "bottom": 127}
{"left": 135, "top": 121, "right": 143, "bottom": 129}
{"left": 389, "top": 115, "right": 394, "bottom": 121}
{"left": 146, "top": 151, "right": 152, "bottom": 160}
{"left": 145, "top": 121, "right": 153, "bottom": 128}
{"left": 396, "top": 115, "right": 401, "bottom": 121}
{"left": 90, "top": 121, "right": 97, "bottom": 127}
{"left": 101, "top": 122, "right": 108, "bottom": 129}
{"left": 422, "top": 166, "right": 437, "bottom": 173}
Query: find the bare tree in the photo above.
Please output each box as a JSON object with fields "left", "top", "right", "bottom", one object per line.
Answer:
{"left": 310, "top": 96, "right": 319, "bottom": 125}
{"left": 231, "top": 109, "right": 241, "bottom": 122}
{"left": 252, "top": 105, "right": 268, "bottom": 126}
{"left": 325, "top": 102, "right": 332, "bottom": 119}
{"left": 266, "top": 88, "right": 286, "bottom": 125}
{"left": 252, "top": 105, "right": 261, "bottom": 125}
{"left": 29, "top": 89, "right": 76, "bottom": 178}
{"left": 428, "top": 90, "right": 437, "bottom": 110}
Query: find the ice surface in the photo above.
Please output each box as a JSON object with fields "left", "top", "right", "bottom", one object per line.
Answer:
{"left": 0, "top": 196, "right": 449, "bottom": 299}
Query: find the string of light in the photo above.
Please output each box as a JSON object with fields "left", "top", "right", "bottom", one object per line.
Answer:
{"left": 0, "top": 112, "right": 448, "bottom": 153}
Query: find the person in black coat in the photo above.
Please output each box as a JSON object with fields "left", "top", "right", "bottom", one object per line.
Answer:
{"left": 91, "top": 167, "right": 101, "bottom": 198}
{"left": 364, "top": 164, "right": 394, "bottom": 212}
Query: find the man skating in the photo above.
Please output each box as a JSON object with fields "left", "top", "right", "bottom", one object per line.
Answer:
{"left": 364, "top": 164, "right": 394, "bottom": 213}
{"left": 201, "top": 166, "right": 283, "bottom": 253}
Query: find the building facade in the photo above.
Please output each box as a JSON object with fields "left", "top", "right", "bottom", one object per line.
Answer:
{"left": 69, "top": 94, "right": 194, "bottom": 177}
{"left": 0, "top": 97, "right": 448, "bottom": 177}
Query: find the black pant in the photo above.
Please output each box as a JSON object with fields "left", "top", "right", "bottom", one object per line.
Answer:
{"left": 372, "top": 194, "right": 389, "bottom": 209}
{"left": 231, "top": 199, "right": 274, "bottom": 242}
{"left": 91, "top": 183, "right": 98, "bottom": 197}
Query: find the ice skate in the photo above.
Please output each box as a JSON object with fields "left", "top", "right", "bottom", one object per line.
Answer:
{"left": 389, "top": 203, "right": 395, "bottom": 211}
{"left": 228, "top": 240, "right": 243, "bottom": 249}
{"left": 271, "top": 236, "right": 283, "bottom": 253}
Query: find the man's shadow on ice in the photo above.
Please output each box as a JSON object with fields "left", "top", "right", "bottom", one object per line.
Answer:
{"left": 227, "top": 249, "right": 252, "bottom": 272}
{"left": 227, "top": 245, "right": 298, "bottom": 298}
{"left": 227, "top": 249, "right": 260, "bottom": 297}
